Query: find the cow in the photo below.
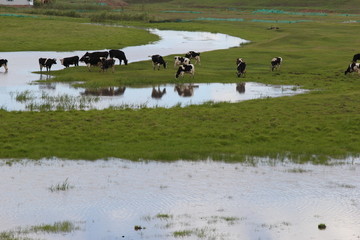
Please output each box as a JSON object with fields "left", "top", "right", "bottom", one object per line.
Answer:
{"left": 100, "top": 58, "right": 115, "bottom": 72}
{"left": 151, "top": 86, "right": 166, "bottom": 99}
{"left": 109, "top": 49, "right": 128, "bottom": 65}
{"left": 174, "top": 56, "right": 190, "bottom": 68}
{"left": 175, "top": 64, "right": 195, "bottom": 79}
{"left": 80, "top": 56, "right": 102, "bottom": 71}
{"left": 185, "top": 51, "right": 201, "bottom": 65}
{"left": 80, "top": 51, "right": 109, "bottom": 62}
{"left": 236, "top": 82, "right": 246, "bottom": 93}
{"left": 0, "top": 59, "right": 8, "bottom": 72}
{"left": 236, "top": 58, "right": 246, "bottom": 77}
{"left": 271, "top": 57, "right": 282, "bottom": 71}
{"left": 150, "top": 55, "right": 167, "bottom": 70}
{"left": 60, "top": 56, "right": 79, "bottom": 68}
{"left": 352, "top": 53, "right": 360, "bottom": 63}
{"left": 344, "top": 62, "right": 360, "bottom": 75}
{"left": 39, "top": 58, "right": 57, "bottom": 72}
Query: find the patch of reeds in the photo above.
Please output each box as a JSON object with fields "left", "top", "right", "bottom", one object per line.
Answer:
{"left": 49, "top": 178, "right": 73, "bottom": 192}
{"left": 90, "top": 11, "right": 152, "bottom": 23}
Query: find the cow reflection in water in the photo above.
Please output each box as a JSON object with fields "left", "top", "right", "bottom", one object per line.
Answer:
{"left": 236, "top": 82, "right": 246, "bottom": 94}
{"left": 151, "top": 86, "right": 166, "bottom": 99}
{"left": 174, "top": 84, "right": 198, "bottom": 97}
{"left": 82, "top": 87, "right": 126, "bottom": 96}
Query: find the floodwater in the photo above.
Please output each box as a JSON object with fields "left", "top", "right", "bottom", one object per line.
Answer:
{"left": 0, "top": 158, "right": 359, "bottom": 240}
{"left": 0, "top": 27, "right": 307, "bottom": 111}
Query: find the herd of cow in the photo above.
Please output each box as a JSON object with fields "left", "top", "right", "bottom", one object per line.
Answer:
{"left": 1, "top": 51, "right": 360, "bottom": 77}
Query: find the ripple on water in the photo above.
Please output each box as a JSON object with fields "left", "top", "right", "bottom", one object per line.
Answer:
{"left": 0, "top": 159, "right": 360, "bottom": 240}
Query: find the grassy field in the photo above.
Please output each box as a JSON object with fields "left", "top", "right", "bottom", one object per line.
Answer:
{"left": 1, "top": 1, "right": 360, "bottom": 162}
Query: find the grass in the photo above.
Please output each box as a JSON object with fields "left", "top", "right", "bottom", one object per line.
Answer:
{"left": 49, "top": 178, "right": 73, "bottom": 192}
{"left": 0, "top": 221, "right": 79, "bottom": 240}
{"left": 0, "top": 2, "right": 360, "bottom": 163}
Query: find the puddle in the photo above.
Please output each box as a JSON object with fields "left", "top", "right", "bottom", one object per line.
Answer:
{"left": 0, "top": 158, "right": 359, "bottom": 240}
{"left": 4, "top": 82, "right": 307, "bottom": 111}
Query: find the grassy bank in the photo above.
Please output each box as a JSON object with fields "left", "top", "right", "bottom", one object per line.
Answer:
{"left": 1, "top": 2, "right": 360, "bottom": 163}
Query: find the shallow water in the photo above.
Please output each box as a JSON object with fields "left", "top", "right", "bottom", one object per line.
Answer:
{"left": 0, "top": 27, "right": 307, "bottom": 111}
{"left": 0, "top": 159, "right": 359, "bottom": 240}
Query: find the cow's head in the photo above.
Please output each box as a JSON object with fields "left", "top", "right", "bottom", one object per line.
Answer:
{"left": 175, "top": 65, "right": 185, "bottom": 78}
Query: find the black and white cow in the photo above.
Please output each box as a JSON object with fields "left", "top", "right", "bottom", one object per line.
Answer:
{"left": 109, "top": 49, "right": 128, "bottom": 65}
{"left": 174, "top": 56, "right": 190, "bottom": 68}
{"left": 80, "top": 51, "right": 109, "bottom": 62}
{"left": 344, "top": 62, "right": 360, "bottom": 75}
{"left": 60, "top": 56, "right": 79, "bottom": 68}
{"left": 100, "top": 58, "right": 115, "bottom": 72}
{"left": 39, "top": 58, "right": 57, "bottom": 72}
{"left": 237, "top": 60, "right": 246, "bottom": 78}
{"left": 271, "top": 57, "right": 282, "bottom": 71}
{"left": 150, "top": 55, "right": 167, "bottom": 70}
{"left": 352, "top": 53, "right": 360, "bottom": 63}
{"left": 185, "top": 51, "right": 201, "bottom": 65}
{"left": 80, "top": 56, "right": 102, "bottom": 71}
{"left": 175, "top": 64, "right": 195, "bottom": 79}
{"left": 0, "top": 59, "right": 8, "bottom": 72}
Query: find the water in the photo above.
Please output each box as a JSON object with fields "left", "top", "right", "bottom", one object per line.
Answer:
{"left": 0, "top": 158, "right": 359, "bottom": 240}
{"left": 0, "top": 27, "right": 307, "bottom": 111}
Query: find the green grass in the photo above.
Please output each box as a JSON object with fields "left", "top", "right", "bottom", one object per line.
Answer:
{"left": 1, "top": 2, "right": 360, "bottom": 163}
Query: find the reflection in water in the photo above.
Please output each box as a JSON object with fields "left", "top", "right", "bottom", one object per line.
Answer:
{"left": 151, "top": 86, "right": 166, "bottom": 99}
{"left": 0, "top": 158, "right": 359, "bottom": 240}
{"left": 174, "top": 84, "right": 199, "bottom": 97}
{"left": 81, "top": 87, "right": 126, "bottom": 96}
{"left": 236, "top": 82, "right": 246, "bottom": 93}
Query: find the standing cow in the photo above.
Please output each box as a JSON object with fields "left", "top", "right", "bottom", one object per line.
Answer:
{"left": 80, "top": 56, "right": 102, "bottom": 71}
{"left": 150, "top": 55, "right": 167, "bottom": 70}
{"left": 80, "top": 51, "right": 109, "bottom": 62}
{"left": 185, "top": 51, "right": 201, "bottom": 65}
{"left": 0, "top": 59, "right": 8, "bottom": 72}
{"left": 109, "top": 49, "right": 128, "bottom": 65}
{"left": 271, "top": 57, "right": 282, "bottom": 71}
{"left": 236, "top": 58, "right": 246, "bottom": 77}
{"left": 60, "top": 56, "right": 79, "bottom": 68}
{"left": 174, "top": 56, "right": 191, "bottom": 68}
{"left": 175, "top": 64, "right": 195, "bottom": 79}
{"left": 100, "top": 58, "right": 115, "bottom": 73}
{"left": 39, "top": 58, "right": 57, "bottom": 72}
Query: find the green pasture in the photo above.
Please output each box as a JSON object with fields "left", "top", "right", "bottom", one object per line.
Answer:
{"left": 1, "top": 2, "right": 360, "bottom": 162}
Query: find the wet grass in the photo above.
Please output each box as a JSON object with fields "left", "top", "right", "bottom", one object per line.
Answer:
{"left": 0, "top": 221, "right": 80, "bottom": 240}
{"left": 49, "top": 178, "right": 73, "bottom": 192}
{"left": 1, "top": 3, "right": 360, "bottom": 163}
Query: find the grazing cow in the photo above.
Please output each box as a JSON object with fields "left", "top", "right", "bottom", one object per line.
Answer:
{"left": 60, "top": 56, "right": 79, "bottom": 68}
{"left": 344, "top": 62, "right": 360, "bottom": 75}
{"left": 39, "top": 58, "right": 57, "bottom": 72}
{"left": 80, "top": 56, "right": 102, "bottom": 71}
{"left": 271, "top": 57, "right": 282, "bottom": 71}
{"left": 151, "top": 86, "right": 167, "bottom": 99}
{"left": 175, "top": 64, "right": 195, "bottom": 79}
{"left": 150, "top": 55, "right": 167, "bottom": 70}
{"left": 174, "top": 56, "right": 190, "bottom": 67}
{"left": 352, "top": 53, "right": 360, "bottom": 63}
{"left": 109, "top": 49, "right": 128, "bottom": 65}
{"left": 80, "top": 51, "right": 109, "bottom": 62}
{"left": 236, "top": 58, "right": 246, "bottom": 77}
{"left": 0, "top": 59, "right": 8, "bottom": 72}
{"left": 100, "top": 58, "right": 115, "bottom": 72}
{"left": 236, "top": 82, "right": 246, "bottom": 93}
{"left": 185, "top": 51, "right": 201, "bottom": 65}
